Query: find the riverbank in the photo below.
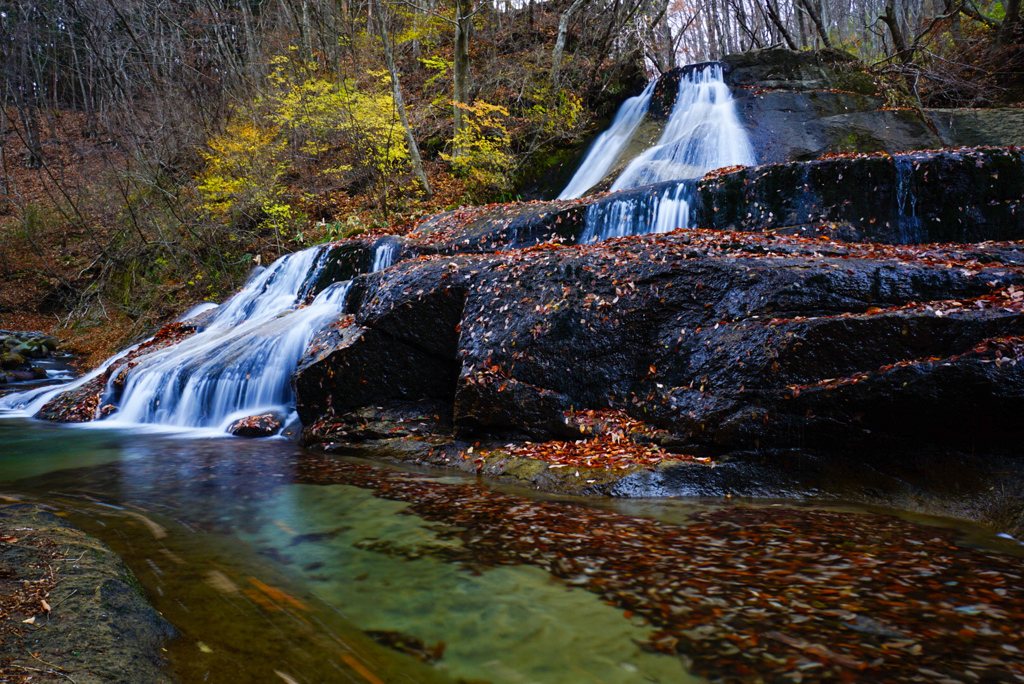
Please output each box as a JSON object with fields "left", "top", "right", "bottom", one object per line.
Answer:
{"left": 0, "top": 503, "right": 176, "bottom": 683}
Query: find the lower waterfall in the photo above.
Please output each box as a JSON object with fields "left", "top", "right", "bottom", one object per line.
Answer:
{"left": 1, "top": 242, "right": 397, "bottom": 432}
{"left": 578, "top": 181, "right": 694, "bottom": 244}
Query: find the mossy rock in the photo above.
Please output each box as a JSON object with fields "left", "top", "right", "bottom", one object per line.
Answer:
{"left": 1, "top": 352, "right": 27, "bottom": 370}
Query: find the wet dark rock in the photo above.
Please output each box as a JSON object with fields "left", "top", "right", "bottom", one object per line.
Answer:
{"left": 364, "top": 630, "right": 446, "bottom": 664}
{"left": 0, "top": 331, "right": 61, "bottom": 363}
{"left": 0, "top": 503, "right": 177, "bottom": 683}
{"left": 298, "top": 238, "right": 383, "bottom": 302}
{"left": 227, "top": 412, "right": 285, "bottom": 438}
{"left": 405, "top": 200, "right": 588, "bottom": 255}
{"left": 723, "top": 48, "right": 872, "bottom": 93}
{"left": 694, "top": 147, "right": 1024, "bottom": 244}
{"left": 294, "top": 259, "right": 472, "bottom": 427}
{"left": 1, "top": 352, "right": 26, "bottom": 370}
{"left": 928, "top": 108, "right": 1024, "bottom": 148}
{"left": 294, "top": 226, "right": 1024, "bottom": 533}
{"left": 734, "top": 91, "right": 940, "bottom": 165}
{"left": 717, "top": 49, "right": 949, "bottom": 165}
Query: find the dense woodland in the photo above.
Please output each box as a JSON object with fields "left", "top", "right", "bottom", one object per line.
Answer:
{"left": 0, "top": 0, "right": 1020, "bottom": 361}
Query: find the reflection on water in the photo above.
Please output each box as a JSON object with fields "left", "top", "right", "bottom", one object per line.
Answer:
{"left": 0, "top": 420, "right": 693, "bottom": 684}
{"left": 2, "top": 418, "right": 1024, "bottom": 684}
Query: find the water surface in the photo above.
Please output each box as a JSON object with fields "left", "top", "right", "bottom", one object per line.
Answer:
{"left": 2, "top": 419, "right": 1023, "bottom": 684}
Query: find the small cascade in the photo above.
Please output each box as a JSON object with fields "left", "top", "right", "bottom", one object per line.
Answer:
{"left": 610, "top": 64, "right": 755, "bottom": 192}
{"left": 894, "top": 157, "right": 925, "bottom": 244}
{"left": 104, "top": 277, "right": 353, "bottom": 431}
{"left": 1, "top": 238, "right": 402, "bottom": 432}
{"left": 579, "top": 181, "right": 694, "bottom": 244}
{"left": 371, "top": 240, "right": 400, "bottom": 272}
{"left": 557, "top": 80, "right": 657, "bottom": 200}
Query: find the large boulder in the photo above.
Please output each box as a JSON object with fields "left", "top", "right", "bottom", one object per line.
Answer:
{"left": 721, "top": 49, "right": 943, "bottom": 164}
{"left": 296, "top": 228, "right": 1024, "bottom": 449}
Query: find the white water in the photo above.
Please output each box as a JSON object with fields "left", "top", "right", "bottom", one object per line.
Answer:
{"left": 579, "top": 181, "right": 693, "bottom": 244}
{"left": 557, "top": 80, "right": 656, "bottom": 200}
{"left": 571, "top": 64, "right": 755, "bottom": 245}
{"left": 1, "top": 241, "right": 397, "bottom": 433}
{"left": 371, "top": 240, "right": 399, "bottom": 271}
{"left": 610, "top": 64, "right": 754, "bottom": 192}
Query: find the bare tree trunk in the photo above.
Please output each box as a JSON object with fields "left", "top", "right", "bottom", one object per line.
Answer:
{"left": 998, "top": 0, "right": 1021, "bottom": 44}
{"left": 796, "top": 0, "right": 832, "bottom": 48}
{"left": 881, "top": 0, "right": 913, "bottom": 62}
{"left": 452, "top": 0, "right": 473, "bottom": 151}
{"left": 372, "top": 0, "right": 432, "bottom": 197}
{"left": 552, "top": 0, "right": 591, "bottom": 84}
{"left": 765, "top": 0, "right": 798, "bottom": 48}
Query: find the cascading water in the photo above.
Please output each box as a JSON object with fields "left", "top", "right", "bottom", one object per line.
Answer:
{"left": 1, "top": 242, "right": 397, "bottom": 433}
{"left": 578, "top": 181, "right": 694, "bottom": 244}
{"left": 570, "top": 64, "right": 755, "bottom": 244}
{"left": 370, "top": 240, "right": 399, "bottom": 271}
{"left": 894, "top": 157, "right": 925, "bottom": 244}
{"left": 557, "top": 80, "right": 657, "bottom": 200}
{"left": 610, "top": 64, "right": 755, "bottom": 192}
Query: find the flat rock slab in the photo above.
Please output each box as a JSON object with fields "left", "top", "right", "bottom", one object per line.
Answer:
{"left": 0, "top": 503, "right": 176, "bottom": 683}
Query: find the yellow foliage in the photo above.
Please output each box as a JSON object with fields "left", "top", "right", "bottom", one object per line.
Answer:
{"left": 527, "top": 87, "right": 584, "bottom": 139}
{"left": 197, "top": 120, "right": 289, "bottom": 224}
{"left": 264, "top": 63, "right": 408, "bottom": 174}
{"left": 197, "top": 52, "right": 411, "bottom": 229}
{"left": 442, "top": 100, "right": 513, "bottom": 198}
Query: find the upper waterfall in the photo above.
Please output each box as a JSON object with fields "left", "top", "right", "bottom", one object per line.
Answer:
{"left": 558, "top": 63, "right": 755, "bottom": 200}
{"left": 557, "top": 80, "right": 656, "bottom": 200}
{"left": 610, "top": 64, "right": 755, "bottom": 191}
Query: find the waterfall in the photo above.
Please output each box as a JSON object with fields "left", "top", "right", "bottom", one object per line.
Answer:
{"left": 557, "top": 80, "right": 657, "bottom": 200}
{"left": 1, "top": 239, "right": 399, "bottom": 433}
{"left": 894, "top": 157, "right": 925, "bottom": 244}
{"left": 563, "top": 63, "right": 755, "bottom": 245}
{"left": 370, "top": 240, "right": 400, "bottom": 271}
{"left": 578, "top": 181, "right": 694, "bottom": 244}
{"left": 610, "top": 64, "right": 755, "bottom": 192}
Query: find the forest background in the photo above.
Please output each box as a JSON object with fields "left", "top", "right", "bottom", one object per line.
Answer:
{"left": 0, "top": 0, "right": 1020, "bottom": 364}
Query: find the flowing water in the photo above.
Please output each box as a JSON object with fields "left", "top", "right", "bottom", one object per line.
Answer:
{"left": 563, "top": 64, "right": 755, "bottom": 244}
{"left": 0, "top": 243, "right": 397, "bottom": 434}
{"left": 578, "top": 181, "right": 694, "bottom": 244}
{"left": 557, "top": 80, "right": 657, "bottom": 201}
{"left": 3, "top": 420, "right": 1024, "bottom": 684}
{"left": 609, "top": 65, "right": 755, "bottom": 192}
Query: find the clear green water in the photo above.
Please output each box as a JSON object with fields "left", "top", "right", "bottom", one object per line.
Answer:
{"left": 0, "top": 419, "right": 695, "bottom": 684}
{"left": 3, "top": 418, "right": 1023, "bottom": 684}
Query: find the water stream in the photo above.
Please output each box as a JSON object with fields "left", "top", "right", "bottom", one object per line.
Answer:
{"left": 558, "top": 80, "right": 657, "bottom": 200}
{"left": 609, "top": 64, "right": 755, "bottom": 192}
{"left": 3, "top": 419, "right": 1024, "bottom": 683}
{"left": 579, "top": 181, "right": 695, "bottom": 244}
{"left": 563, "top": 64, "right": 755, "bottom": 244}
{"left": 0, "top": 243, "right": 396, "bottom": 434}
